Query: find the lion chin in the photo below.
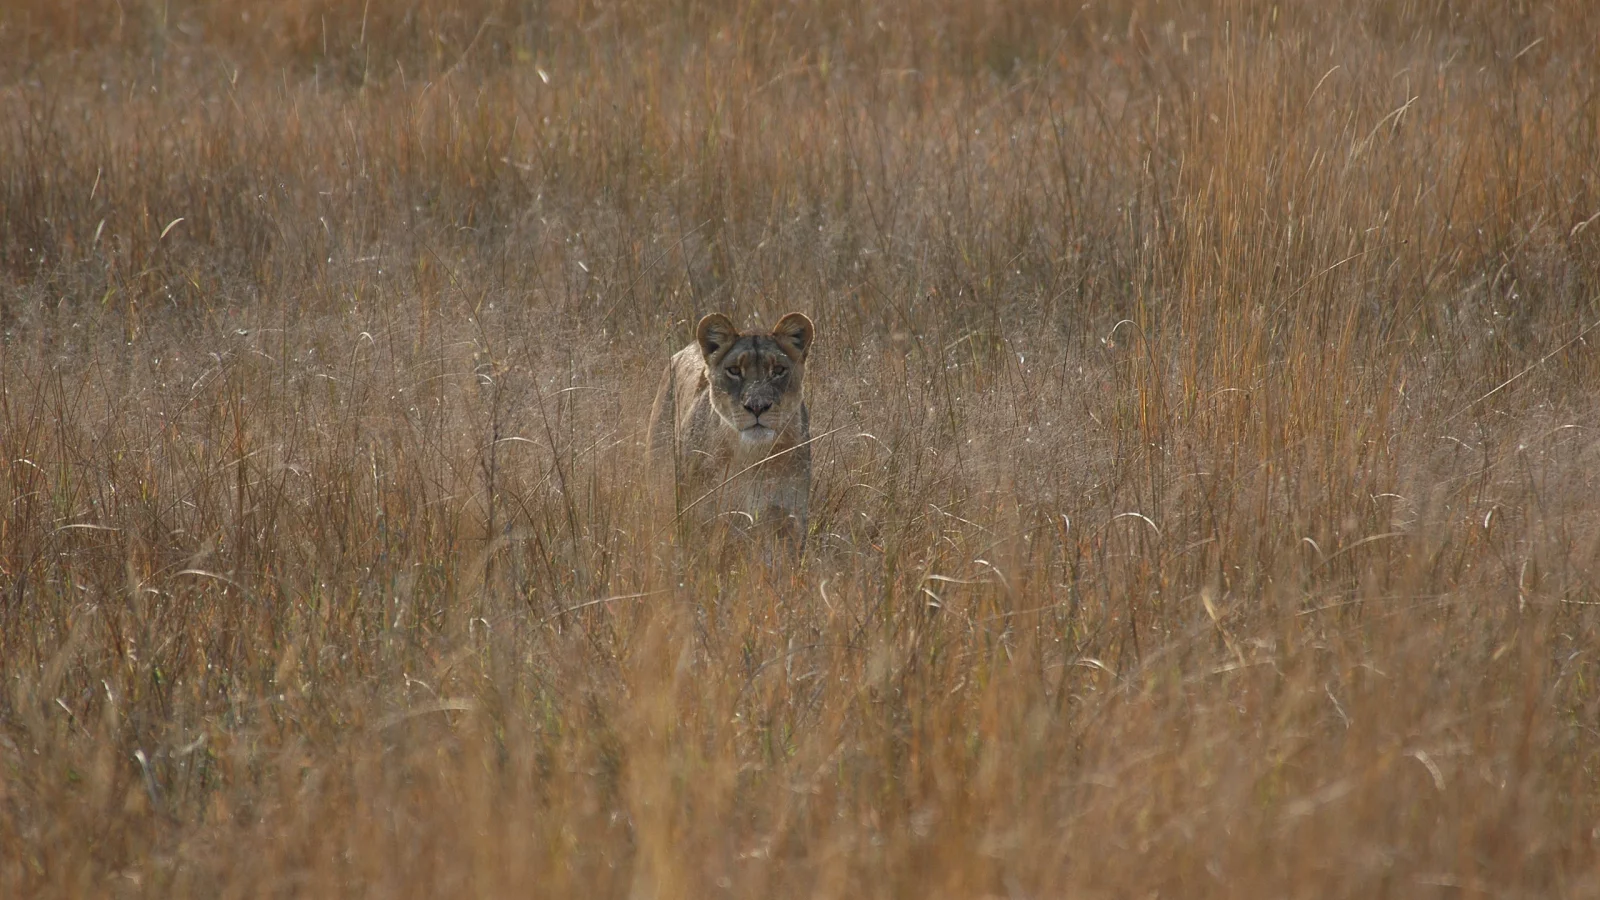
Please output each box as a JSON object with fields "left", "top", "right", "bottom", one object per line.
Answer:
{"left": 740, "top": 425, "right": 776, "bottom": 444}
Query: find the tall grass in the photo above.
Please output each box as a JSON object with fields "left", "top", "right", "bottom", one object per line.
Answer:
{"left": 3, "top": 0, "right": 1599, "bottom": 895}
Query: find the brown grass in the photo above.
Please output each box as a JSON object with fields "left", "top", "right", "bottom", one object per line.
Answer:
{"left": 3, "top": 0, "right": 1600, "bottom": 896}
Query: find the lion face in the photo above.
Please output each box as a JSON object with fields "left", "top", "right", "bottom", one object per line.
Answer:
{"left": 696, "top": 312, "right": 814, "bottom": 443}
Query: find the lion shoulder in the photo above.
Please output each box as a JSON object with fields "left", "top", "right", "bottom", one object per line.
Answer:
{"left": 646, "top": 343, "right": 714, "bottom": 462}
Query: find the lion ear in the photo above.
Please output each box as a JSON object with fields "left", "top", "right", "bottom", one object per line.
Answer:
{"left": 772, "top": 312, "right": 814, "bottom": 361}
{"left": 696, "top": 313, "right": 739, "bottom": 361}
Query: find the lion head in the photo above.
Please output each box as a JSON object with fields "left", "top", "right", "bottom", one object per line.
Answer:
{"left": 695, "top": 312, "right": 814, "bottom": 443}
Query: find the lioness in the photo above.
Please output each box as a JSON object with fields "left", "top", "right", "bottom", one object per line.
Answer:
{"left": 646, "top": 312, "right": 815, "bottom": 548}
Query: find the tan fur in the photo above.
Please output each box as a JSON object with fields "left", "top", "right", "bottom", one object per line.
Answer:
{"left": 647, "top": 312, "right": 814, "bottom": 548}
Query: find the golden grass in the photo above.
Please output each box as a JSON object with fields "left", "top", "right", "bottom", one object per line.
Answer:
{"left": 3, "top": 0, "right": 1600, "bottom": 895}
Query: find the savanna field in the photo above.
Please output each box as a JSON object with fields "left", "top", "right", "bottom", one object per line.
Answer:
{"left": 2, "top": 1, "right": 1600, "bottom": 896}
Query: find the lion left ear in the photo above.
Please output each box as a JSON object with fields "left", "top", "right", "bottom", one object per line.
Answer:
{"left": 772, "top": 312, "right": 814, "bottom": 361}
{"left": 696, "top": 313, "right": 740, "bottom": 361}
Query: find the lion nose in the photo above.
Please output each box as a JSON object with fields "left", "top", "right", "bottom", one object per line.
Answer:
{"left": 744, "top": 398, "right": 772, "bottom": 418}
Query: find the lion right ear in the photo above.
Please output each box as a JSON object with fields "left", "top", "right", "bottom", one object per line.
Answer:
{"left": 696, "top": 313, "right": 739, "bottom": 361}
{"left": 772, "top": 312, "right": 814, "bottom": 362}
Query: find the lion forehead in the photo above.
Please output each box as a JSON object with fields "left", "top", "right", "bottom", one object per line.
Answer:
{"left": 713, "top": 337, "right": 800, "bottom": 386}
{"left": 720, "top": 335, "right": 786, "bottom": 362}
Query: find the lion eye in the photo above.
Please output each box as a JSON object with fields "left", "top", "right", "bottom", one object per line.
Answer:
{"left": 772, "top": 366, "right": 787, "bottom": 378}
{"left": 726, "top": 366, "right": 742, "bottom": 379}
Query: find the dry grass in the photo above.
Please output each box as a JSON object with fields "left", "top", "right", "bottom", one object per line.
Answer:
{"left": 3, "top": 0, "right": 1600, "bottom": 896}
